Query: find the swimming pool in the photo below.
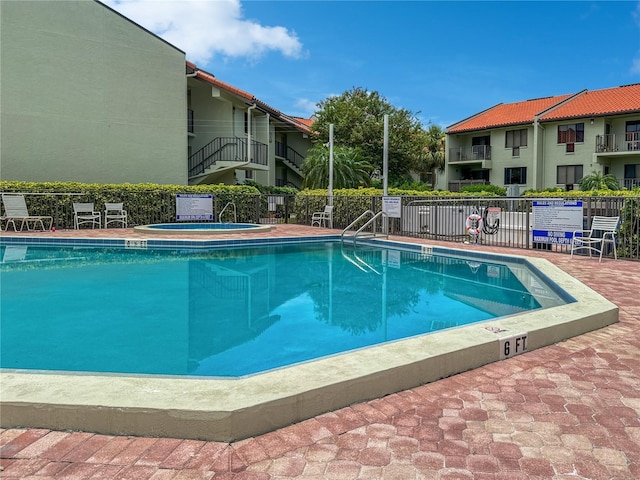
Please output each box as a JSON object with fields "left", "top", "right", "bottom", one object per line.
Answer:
{"left": 0, "top": 236, "right": 618, "bottom": 441}
{"left": 0, "top": 241, "right": 570, "bottom": 377}
{"left": 134, "top": 222, "right": 273, "bottom": 234}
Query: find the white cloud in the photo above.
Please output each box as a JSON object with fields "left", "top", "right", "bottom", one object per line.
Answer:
{"left": 293, "top": 98, "right": 318, "bottom": 117}
{"left": 631, "top": 55, "right": 640, "bottom": 76}
{"left": 103, "top": 0, "right": 303, "bottom": 64}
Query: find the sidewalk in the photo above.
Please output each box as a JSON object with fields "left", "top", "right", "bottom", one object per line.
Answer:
{"left": 1, "top": 225, "right": 639, "bottom": 479}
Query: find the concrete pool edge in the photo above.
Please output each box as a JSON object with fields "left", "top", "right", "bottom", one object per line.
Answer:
{"left": 0, "top": 252, "right": 618, "bottom": 442}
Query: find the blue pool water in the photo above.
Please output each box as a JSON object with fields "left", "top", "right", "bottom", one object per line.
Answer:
{"left": 0, "top": 241, "right": 569, "bottom": 377}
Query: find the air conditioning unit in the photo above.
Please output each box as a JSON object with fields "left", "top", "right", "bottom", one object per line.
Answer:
{"left": 506, "top": 184, "right": 520, "bottom": 197}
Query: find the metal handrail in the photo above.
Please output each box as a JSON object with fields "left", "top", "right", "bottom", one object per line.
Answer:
{"left": 340, "top": 244, "right": 381, "bottom": 274}
{"left": 219, "top": 202, "right": 237, "bottom": 223}
{"left": 341, "top": 210, "right": 388, "bottom": 244}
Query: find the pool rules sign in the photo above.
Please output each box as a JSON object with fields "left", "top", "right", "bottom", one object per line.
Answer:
{"left": 176, "top": 194, "right": 213, "bottom": 221}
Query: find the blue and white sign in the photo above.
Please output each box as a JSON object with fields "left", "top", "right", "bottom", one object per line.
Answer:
{"left": 176, "top": 194, "right": 213, "bottom": 221}
{"left": 532, "top": 200, "right": 583, "bottom": 245}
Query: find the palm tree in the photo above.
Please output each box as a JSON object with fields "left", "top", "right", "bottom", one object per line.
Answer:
{"left": 578, "top": 171, "right": 620, "bottom": 190}
{"left": 412, "top": 125, "right": 446, "bottom": 187}
{"left": 302, "top": 145, "right": 373, "bottom": 189}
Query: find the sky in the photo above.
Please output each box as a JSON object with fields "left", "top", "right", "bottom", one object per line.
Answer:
{"left": 103, "top": 0, "right": 640, "bottom": 128}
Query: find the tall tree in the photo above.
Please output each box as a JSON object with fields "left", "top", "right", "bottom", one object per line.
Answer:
{"left": 302, "top": 144, "right": 372, "bottom": 189}
{"left": 412, "top": 124, "right": 446, "bottom": 187}
{"left": 311, "top": 87, "right": 427, "bottom": 183}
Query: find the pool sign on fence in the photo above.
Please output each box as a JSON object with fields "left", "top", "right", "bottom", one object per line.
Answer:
{"left": 532, "top": 200, "right": 583, "bottom": 245}
{"left": 176, "top": 194, "right": 213, "bottom": 221}
{"left": 382, "top": 196, "right": 402, "bottom": 218}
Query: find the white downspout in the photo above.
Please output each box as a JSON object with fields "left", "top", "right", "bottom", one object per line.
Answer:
{"left": 532, "top": 117, "right": 545, "bottom": 190}
{"left": 247, "top": 104, "right": 257, "bottom": 164}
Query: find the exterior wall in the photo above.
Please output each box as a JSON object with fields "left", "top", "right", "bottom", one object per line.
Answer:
{"left": 539, "top": 119, "right": 599, "bottom": 190}
{"left": 488, "top": 126, "right": 535, "bottom": 191}
{"left": 0, "top": 0, "right": 187, "bottom": 185}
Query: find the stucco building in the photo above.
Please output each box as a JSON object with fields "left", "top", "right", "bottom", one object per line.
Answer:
{"left": 440, "top": 84, "right": 640, "bottom": 192}
{"left": 0, "top": 0, "right": 311, "bottom": 187}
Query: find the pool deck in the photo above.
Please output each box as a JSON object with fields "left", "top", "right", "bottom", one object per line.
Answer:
{"left": 1, "top": 224, "right": 640, "bottom": 479}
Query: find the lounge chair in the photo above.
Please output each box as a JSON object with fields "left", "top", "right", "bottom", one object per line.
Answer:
{"left": 1, "top": 193, "right": 53, "bottom": 232}
{"left": 104, "top": 203, "right": 127, "bottom": 228}
{"left": 570, "top": 216, "right": 619, "bottom": 262}
{"left": 73, "top": 202, "right": 101, "bottom": 229}
{"left": 2, "top": 246, "right": 28, "bottom": 263}
{"left": 311, "top": 205, "right": 334, "bottom": 228}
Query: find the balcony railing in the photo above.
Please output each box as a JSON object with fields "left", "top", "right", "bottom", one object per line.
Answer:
{"left": 447, "top": 179, "right": 488, "bottom": 192}
{"left": 188, "top": 136, "right": 267, "bottom": 177}
{"left": 596, "top": 133, "right": 640, "bottom": 153}
{"left": 449, "top": 145, "right": 492, "bottom": 162}
{"left": 623, "top": 178, "right": 640, "bottom": 190}
{"left": 275, "top": 141, "right": 305, "bottom": 169}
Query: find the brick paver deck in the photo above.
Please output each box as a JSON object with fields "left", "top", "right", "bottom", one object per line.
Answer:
{"left": 1, "top": 225, "right": 639, "bottom": 479}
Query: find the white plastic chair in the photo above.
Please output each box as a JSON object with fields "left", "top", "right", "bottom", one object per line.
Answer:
{"left": 73, "top": 202, "right": 101, "bottom": 229}
{"left": 311, "top": 205, "right": 333, "bottom": 228}
{"left": 570, "top": 216, "right": 619, "bottom": 262}
{"left": 1, "top": 193, "right": 53, "bottom": 231}
{"left": 104, "top": 203, "right": 127, "bottom": 228}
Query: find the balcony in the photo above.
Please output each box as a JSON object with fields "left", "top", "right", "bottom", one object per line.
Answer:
{"left": 447, "top": 179, "right": 488, "bottom": 192}
{"left": 188, "top": 136, "right": 267, "bottom": 178}
{"left": 449, "top": 145, "right": 492, "bottom": 163}
{"left": 595, "top": 133, "right": 640, "bottom": 153}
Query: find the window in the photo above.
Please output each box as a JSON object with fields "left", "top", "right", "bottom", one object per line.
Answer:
{"left": 624, "top": 164, "right": 638, "bottom": 179}
{"left": 504, "top": 167, "right": 527, "bottom": 185}
{"left": 505, "top": 129, "right": 528, "bottom": 148}
{"left": 557, "top": 123, "right": 584, "bottom": 144}
{"left": 626, "top": 121, "right": 640, "bottom": 150}
{"left": 557, "top": 165, "right": 583, "bottom": 185}
{"left": 245, "top": 169, "right": 253, "bottom": 179}
{"left": 244, "top": 113, "right": 248, "bottom": 134}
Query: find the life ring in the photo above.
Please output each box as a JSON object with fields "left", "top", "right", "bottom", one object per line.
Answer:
{"left": 465, "top": 213, "right": 483, "bottom": 235}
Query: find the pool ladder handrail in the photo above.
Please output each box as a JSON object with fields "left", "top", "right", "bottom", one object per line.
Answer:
{"left": 219, "top": 202, "right": 237, "bottom": 223}
{"left": 340, "top": 244, "right": 381, "bottom": 275}
{"left": 341, "top": 210, "right": 389, "bottom": 244}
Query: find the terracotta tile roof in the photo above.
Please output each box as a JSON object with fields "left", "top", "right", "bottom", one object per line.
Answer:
{"left": 539, "top": 84, "right": 640, "bottom": 121}
{"left": 447, "top": 94, "right": 574, "bottom": 134}
{"left": 189, "top": 63, "right": 310, "bottom": 134}
{"left": 291, "top": 116, "right": 315, "bottom": 128}
{"left": 447, "top": 84, "right": 640, "bottom": 134}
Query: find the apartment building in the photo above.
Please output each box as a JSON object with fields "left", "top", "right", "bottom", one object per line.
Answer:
{"left": 0, "top": 0, "right": 311, "bottom": 187}
{"left": 440, "top": 84, "right": 640, "bottom": 192}
{"left": 186, "top": 63, "right": 311, "bottom": 188}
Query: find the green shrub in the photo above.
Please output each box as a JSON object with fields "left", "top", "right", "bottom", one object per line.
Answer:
{"left": 460, "top": 184, "right": 507, "bottom": 196}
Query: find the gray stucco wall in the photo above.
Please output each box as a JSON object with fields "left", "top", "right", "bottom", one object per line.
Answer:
{"left": 1, "top": 0, "right": 187, "bottom": 185}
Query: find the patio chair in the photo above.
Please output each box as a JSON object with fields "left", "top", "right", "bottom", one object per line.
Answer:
{"left": 570, "top": 216, "right": 619, "bottom": 262}
{"left": 2, "top": 246, "right": 28, "bottom": 263}
{"left": 73, "top": 202, "right": 101, "bottom": 229}
{"left": 311, "top": 205, "right": 333, "bottom": 228}
{"left": 104, "top": 202, "right": 128, "bottom": 228}
{"left": 1, "top": 193, "right": 53, "bottom": 232}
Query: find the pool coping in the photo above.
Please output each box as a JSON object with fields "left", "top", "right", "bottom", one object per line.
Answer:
{"left": 0, "top": 237, "right": 619, "bottom": 442}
